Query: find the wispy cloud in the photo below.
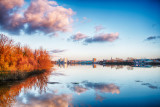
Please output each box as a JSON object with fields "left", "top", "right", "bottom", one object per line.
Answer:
{"left": 81, "top": 17, "right": 90, "bottom": 23}
{"left": 50, "top": 49, "right": 66, "bottom": 53}
{"left": 145, "top": 36, "right": 160, "bottom": 41}
{"left": 69, "top": 32, "right": 88, "bottom": 41}
{"left": 95, "top": 25, "right": 105, "bottom": 32}
{"left": 84, "top": 32, "right": 119, "bottom": 44}
{"left": 0, "top": 0, "right": 75, "bottom": 35}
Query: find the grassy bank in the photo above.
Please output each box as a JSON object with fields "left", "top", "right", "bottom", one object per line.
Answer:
{"left": 0, "top": 70, "right": 48, "bottom": 81}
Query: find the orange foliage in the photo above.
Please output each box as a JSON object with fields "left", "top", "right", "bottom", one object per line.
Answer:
{"left": 0, "top": 70, "right": 52, "bottom": 107}
{"left": 0, "top": 34, "right": 52, "bottom": 72}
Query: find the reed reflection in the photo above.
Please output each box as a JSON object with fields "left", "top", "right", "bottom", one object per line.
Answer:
{"left": 0, "top": 70, "right": 52, "bottom": 107}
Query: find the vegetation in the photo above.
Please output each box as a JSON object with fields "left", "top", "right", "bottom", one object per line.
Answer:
{"left": 0, "top": 34, "right": 52, "bottom": 80}
{"left": 0, "top": 70, "right": 52, "bottom": 107}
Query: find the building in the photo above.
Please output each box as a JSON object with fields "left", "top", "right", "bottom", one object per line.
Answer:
{"left": 63, "top": 58, "right": 67, "bottom": 64}
{"left": 134, "top": 59, "right": 153, "bottom": 66}
{"left": 93, "top": 58, "right": 96, "bottom": 63}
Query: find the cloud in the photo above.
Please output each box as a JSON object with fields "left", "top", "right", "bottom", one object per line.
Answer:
{"left": 50, "top": 49, "right": 66, "bottom": 53}
{"left": 81, "top": 17, "right": 90, "bottom": 23}
{"left": 145, "top": 36, "right": 160, "bottom": 41}
{"left": 83, "top": 17, "right": 87, "bottom": 20}
{"left": 70, "top": 32, "right": 88, "bottom": 41}
{"left": 84, "top": 32, "right": 119, "bottom": 44}
{"left": 0, "top": 0, "right": 25, "bottom": 34}
{"left": 0, "top": 0, "right": 74, "bottom": 35}
{"left": 95, "top": 25, "right": 105, "bottom": 32}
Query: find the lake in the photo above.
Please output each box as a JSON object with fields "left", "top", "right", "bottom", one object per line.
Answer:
{"left": 0, "top": 64, "right": 160, "bottom": 107}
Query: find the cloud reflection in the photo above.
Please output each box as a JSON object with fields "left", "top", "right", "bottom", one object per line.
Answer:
{"left": 82, "top": 81, "right": 120, "bottom": 94}
{"left": 141, "top": 83, "right": 158, "bottom": 89}
{"left": 95, "top": 93, "right": 105, "bottom": 102}
{"left": 71, "top": 86, "right": 87, "bottom": 95}
{"left": 15, "top": 93, "right": 73, "bottom": 107}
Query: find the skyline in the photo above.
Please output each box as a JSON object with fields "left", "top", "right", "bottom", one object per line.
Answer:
{"left": 0, "top": 0, "right": 160, "bottom": 60}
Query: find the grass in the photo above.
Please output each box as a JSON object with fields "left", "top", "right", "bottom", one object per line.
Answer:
{"left": 0, "top": 70, "right": 46, "bottom": 81}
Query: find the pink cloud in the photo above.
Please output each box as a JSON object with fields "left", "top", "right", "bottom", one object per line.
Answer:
{"left": 81, "top": 17, "right": 90, "bottom": 23}
{"left": 0, "top": 0, "right": 24, "bottom": 9}
{"left": 95, "top": 25, "right": 105, "bottom": 32}
{"left": 84, "top": 32, "right": 119, "bottom": 43}
{"left": 71, "top": 32, "right": 88, "bottom": 41}
{"left": 0, "top": 0, "right": 75, "bottom": 35}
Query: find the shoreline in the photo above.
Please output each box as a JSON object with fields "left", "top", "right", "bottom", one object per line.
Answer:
{"left": 0, "top": 70, "right": 47, "bottom": 82}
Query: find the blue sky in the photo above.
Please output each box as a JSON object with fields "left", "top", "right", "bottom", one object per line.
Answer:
{"left": 0, "top": 0, "right": 160, "bottom": 60}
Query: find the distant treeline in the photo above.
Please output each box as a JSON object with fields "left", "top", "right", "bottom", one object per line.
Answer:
{"left": 0, "top": 34, "right": 52, "bottom": 72}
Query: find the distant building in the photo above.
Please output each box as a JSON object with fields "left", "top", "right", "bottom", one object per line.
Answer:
{"left": 63, "top": 58, "right": 67, "bottom": 64}
{"left": 93, "top": 58, "right": 96, "bottom": 63}
{"left": 134, "top": 59, "right": 153, "bottom": 66}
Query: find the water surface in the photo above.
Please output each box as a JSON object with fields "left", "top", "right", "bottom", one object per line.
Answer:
{"left": 0, "top": 65, "right": 160, "bottom": 107}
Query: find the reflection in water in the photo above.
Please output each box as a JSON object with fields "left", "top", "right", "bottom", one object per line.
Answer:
{"left": 1, "top": 65, "right": 160, "bottom": 107}
{"left": 93, "top": 64, "right": 97, "bottom": 68}
{"left": 68, "top": 81, "right": 120, "bottom": 104}
{"left": 135, "top": 80, "right": 159, "bottom": 89}
{"left": 95, "top": 93, "right": 106, "bottom": 102}
{"left": 57, "top": 64, "right": 136, "bottom": 70}
{"left": 82, "top": 81, "right": 120, "bottom": 94}
{"left": 141, "top": 83, "right": 158, "bottom": 89}
{"left": 15, "top": 93, "right": 72, "bottom": 107}
{"left": 135, "top": 80, "right": 143, "bottom": 82}
{"left": 51, "top": 72, "right": 66, "bottom": 76}
{"left": 69, "top": 81, "right": 120, "bottom": 96}
{"left": 0, "top": 70, "right": 52, "bottom": 107}
{"left": 70, "top": 85, "right": 87, "bottom": 95}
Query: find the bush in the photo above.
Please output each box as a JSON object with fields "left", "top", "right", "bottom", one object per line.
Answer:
{"left": 0, "top": 34, "right": 52, "bottom": 72}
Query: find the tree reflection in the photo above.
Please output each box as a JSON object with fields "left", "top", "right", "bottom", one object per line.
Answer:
{"left": 0, "top": 70, "right": 52, "bottom": 107}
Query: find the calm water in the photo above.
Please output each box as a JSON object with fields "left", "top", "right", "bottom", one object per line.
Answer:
{"left": 0, "top": 65, "right": 160, "bottom": 107}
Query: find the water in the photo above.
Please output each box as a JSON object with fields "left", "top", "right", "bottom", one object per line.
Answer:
{"left": 0, "top": 65, "right": 160, "bottom": 107}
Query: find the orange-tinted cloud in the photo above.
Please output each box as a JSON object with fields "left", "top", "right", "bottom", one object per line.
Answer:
{"left": 0, "top": 0, "right": 74, "bottom": 35}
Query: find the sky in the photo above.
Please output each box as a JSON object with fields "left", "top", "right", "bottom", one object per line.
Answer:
{"left": 0, "top": 0, "right": 160, "bottom": 60}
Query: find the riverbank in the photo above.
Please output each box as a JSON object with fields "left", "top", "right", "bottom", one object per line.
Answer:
{"left": 99, "top": 61, "right": 160, "bottom": 66}
{"left": 0, "top": 70, "right": 48, "bottom": 81}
